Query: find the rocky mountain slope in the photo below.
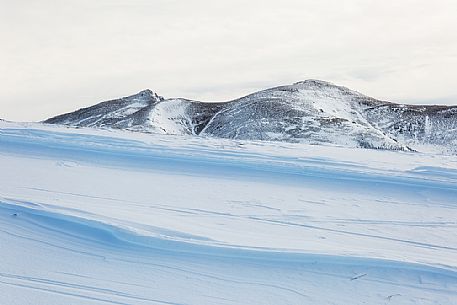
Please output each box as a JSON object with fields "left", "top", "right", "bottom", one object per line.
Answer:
{"left": 44, "top": 80, "right": 457, "bottom": 153}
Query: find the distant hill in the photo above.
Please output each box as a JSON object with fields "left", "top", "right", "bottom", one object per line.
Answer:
{"left": 44, "top": 80, "right": 457, "bottom": 154}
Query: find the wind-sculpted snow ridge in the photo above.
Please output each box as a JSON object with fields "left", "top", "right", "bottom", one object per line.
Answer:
{"left": 44, "top": 79, "right": 457, "bottom": 154}
{"left": 1, "top": 121, "right": 457, "bottom": 304}
{"left": 1, "top": 200, "right": 456, "bottom": 305}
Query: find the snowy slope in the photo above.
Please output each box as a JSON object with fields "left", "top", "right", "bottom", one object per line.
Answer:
{"left": 1, "top": 121, "right": 456, "bottom": 304}
{"left": 363, "top": 103, "right": 457, "bottom": 154}
{"left": 148, "top": 98, "right": 224, "bottom": 135}
{"left": 44, "top": 89, "right": 163, "bottom": 128}
{"left": 44, "top": 80, "right": 457, "bottom": 154}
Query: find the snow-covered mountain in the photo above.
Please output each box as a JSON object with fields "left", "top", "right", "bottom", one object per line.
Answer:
{"left": 44, "top": 80, "right": 457, "bottom": 153}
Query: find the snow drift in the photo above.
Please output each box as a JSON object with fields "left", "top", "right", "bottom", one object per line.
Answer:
{"left": 1, "top": 121, "right": 456, "bottom": 304}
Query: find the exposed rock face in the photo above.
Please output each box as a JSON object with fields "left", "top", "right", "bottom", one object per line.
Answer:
{"left": 44, "top": 80, "right": 457, "bottom": 153}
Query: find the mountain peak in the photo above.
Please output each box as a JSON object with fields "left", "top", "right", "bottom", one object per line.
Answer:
{"left": 128, "top": 89, "right": 164, "bottom": 102}
{"left": 138, "top": 89, "right": 154, "bottom": 95}
{"left": 293, "top": 79, "right": 336, "bottom": 87}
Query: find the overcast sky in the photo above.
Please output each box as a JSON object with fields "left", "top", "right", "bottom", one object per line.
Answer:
{"left": 1, "top": 0, "right": 456, "bottom": 121}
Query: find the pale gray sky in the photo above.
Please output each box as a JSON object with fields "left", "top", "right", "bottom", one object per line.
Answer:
{"left": 1, "top": 0, "right": 456, "bottom": 121}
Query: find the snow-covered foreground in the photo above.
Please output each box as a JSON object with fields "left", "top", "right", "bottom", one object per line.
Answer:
{"left": 1, "top": 121, "right": 456, "bottom": 305}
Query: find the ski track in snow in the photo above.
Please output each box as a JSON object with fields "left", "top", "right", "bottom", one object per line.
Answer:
{"left": 0, "top": 121, "right": 457, "bottom": 304}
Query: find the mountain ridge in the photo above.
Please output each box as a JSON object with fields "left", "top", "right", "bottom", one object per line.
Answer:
{"left": 44, "top": 80, "right": 457, "bottom": 154}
